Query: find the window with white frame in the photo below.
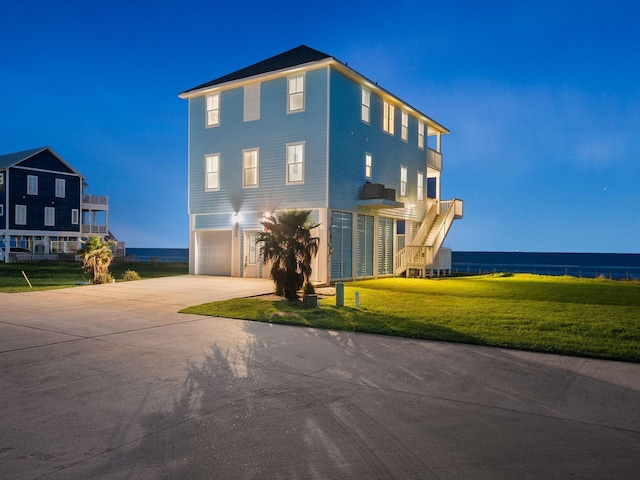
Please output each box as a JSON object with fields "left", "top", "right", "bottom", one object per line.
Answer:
{"left": 400, "top": 166, "right": 407, "bottom": 197}
{"left": 15, "top": 205, "right": 26, "bottom": 225}
{"left": 205, "top": 154, "right": 220, "bottom": 190}
{"left": 44, "top": 207, "right": 55, "bottom": 226}
{"left": 361, "top": 88, "right": 370, "bottom": 123}
{"left": 55, "top": 178, "right": 66, "bottom": 198}
{"left": 418, "top": 121, "right": 425, "bottom": 149}
{"left": 286, "top": 142, "right": 304, "bottom": 184}
{"left": 365, "top": 153, "right": 372, "bottom": 179}
{"left": 72, "top": 209, "right": 79, "bottom": 225}
{"left": 401, "top": 111, "right": 408, "bottom": 141}
{"left": 206, "top": 93, "right": 220, "bottom": 126}
{"left": 244, "top": 83, "right": 260, "bottom": 121}
{"left": 288, "top": 74, "right": 304, "bottom": 112}
{"left": 383, "top": 101, "right": 395, "bottom": 134}
{"left": 243, "top": 149, "right": 259, "bottom": 187}
{"left": 0, "top": 204, "right": 3, "bottom": 216}
{"left": 417, "top": 172, "right": 424, "bottom": 201}
{"left": 0, "top": 172, "right": 4, "bottom": 185}
{"left": 27, "top": 175, "right": 38, "bottom": 195}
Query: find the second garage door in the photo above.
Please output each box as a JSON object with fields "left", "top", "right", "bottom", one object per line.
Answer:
{"left": 197, "top": 230, "right": 232, "bottom": 276}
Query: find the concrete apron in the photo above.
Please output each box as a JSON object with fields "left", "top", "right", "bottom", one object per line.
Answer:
{"left": 1, "top": 275, "right": 639, "bottom": 479}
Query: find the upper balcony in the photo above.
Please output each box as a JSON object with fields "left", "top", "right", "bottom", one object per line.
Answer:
{"left": 82, "top": 194, "right": 109, "bottom": 212}
{"left": 427, "top": 148, "right": 442, "bottom": 172}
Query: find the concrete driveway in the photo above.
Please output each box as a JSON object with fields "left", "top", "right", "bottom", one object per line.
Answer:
{"left": 1, "top": 276, "right": 639, "bottom": 479}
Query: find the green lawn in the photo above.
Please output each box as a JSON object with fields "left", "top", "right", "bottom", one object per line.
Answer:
{"left": 181, "top": 274, "right": 640, "bottom": 362}
{"left": 0, "top": 261, "right": 188, "bottom": 292}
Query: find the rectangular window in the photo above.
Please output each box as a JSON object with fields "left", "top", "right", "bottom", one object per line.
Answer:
{"left": 243, "top": 149, "right": 259, "bottom": 187}
{"left": 27, "top": 175, "right": 38, "bottom": 195}
{"left": 401, "top": 111, "right": 409, "bottom": 141}
{"left": 417, "top": 172, "right": 424, "bottom": 201}
{"left": 55, "top": 178, "right": 66, "bottom": 198}
{"left": 383, "top": 101, "right": 395, "bottom": 135}
{"left": 206, "top": 93, "right": 220, "bottom": 126}
{"left": 361, "top": 88, "right": 370, "bottom": 123}
{"left": 418, "top": 121, "right": 425, "bottom": 149}
{"left": 288, "top": 74, "right": 304, "bottom": 112}
{"left": 286, "top": 142, "right": 304, "bottom": 184}
{"left": 15, "top": 205, "right": 26, "bottom": 225}
{"left": 365, "top": 153, "right": 372, "bottom": 179}
{"left": 72, "top": 209, "right": 79, "bottom": 225}
{"left": 45, "top": 207, "right": 55, "bottom": 226}
{"left": 244, "top": 83, "right": 260, "bottom": 121}
{"left": 205, "top": 154, "right": 220, "bottom": 190}
{"left": 0, "top": 172, "right": 4, "bottom": 185}
{"left": 400, "top": 166, "right": 407, "bottom": 197}
{"left": 0, "top": 204, "right": 3, "bottom": 216}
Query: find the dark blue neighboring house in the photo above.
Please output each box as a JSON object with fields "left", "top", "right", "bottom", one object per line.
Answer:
{"left": 0, "top": 147, "right": 114, "bottom": 262}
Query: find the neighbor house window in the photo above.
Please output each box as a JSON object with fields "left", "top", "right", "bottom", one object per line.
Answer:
{"left": 0, "top": 172, "right": 4, "bottom": 185}
{"left": 400, "top": 166, "right": 407, "bottom": 197}
{"left": 15, "top": 205, "right": 26, "bottom": 225}
{"left": 418, "top": 121, "right": 425, "bottom": 149}
{"left": 71, "top": 209, "right": 79, "bottom": 225}
{"left": 206, "top": 93, "right": 220, "bottom": 126}
{"left": 365, "top": 153, "right": 372, "bottom": 179}
{"left": 55, "top": 178, "right": 66, "bottom": 198}
{"left": 417, "top": 172, "right": 424, "bottom": 201}
{"left": 205, "top": 154, "right": 220, "bottom": 190}
{"left": 401, "top": 111, "right": 409, "bottom": 141}
{"left": 0, "top": 204, "right": 3, "bottom": 216}
{"left": 244, "top": 83, "right": 260, "bottom": 121}
{"left": 383, "top": 101, "right": 395, "bottom": 135}
{"left": 27, "top": 175, "right": 38, "bottom": 195}
{"left": 286, "top": 142, "right": 304, "bottom": 184}
{"left": 288, "top": 74, "right": 304, "bottom": 112}
{"left": 44, "top": 207, "right": 55, "bottom": 226}
{"left": 361, "top": 88, "right": 370, "bottom": 123}
{"left": 243, "top": 149, "right": 259, "bottom": 187}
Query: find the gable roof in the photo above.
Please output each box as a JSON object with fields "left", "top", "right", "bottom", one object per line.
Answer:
{"left": 180, "top": 45, "right": 331, "bottom": 95}
{"left": 0, "top": 146, "right": 84, "bottom": 178}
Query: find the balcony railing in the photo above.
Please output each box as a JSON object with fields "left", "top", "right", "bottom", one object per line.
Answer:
{"left": 82, "top": 225, "right": 108, "bottom": 234}
{"left": 83, "top": 195, "right": 108, "bottom": 205}
{"left": 427, "top": 149, "right": 442, "bottom": 171}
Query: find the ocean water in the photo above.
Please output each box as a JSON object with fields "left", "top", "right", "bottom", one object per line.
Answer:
{"left": 125, "top": 248, "right": 189, "bottom": 263}
{"left": 451, "top": 251, "right": 640, "bottom": 280}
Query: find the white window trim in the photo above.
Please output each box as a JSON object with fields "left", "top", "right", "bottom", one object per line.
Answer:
{"left": 205, "top": 153, "right": 220, "bottom": 191}
{"left": 361, "top": 88, "right": 370, "bottom": 123}
{"left": 206, "top": 93, "right": 220, "bottom": 127}
{"left": 71, "top": 209, "right": 79, "bottom": 225}
{"left": 55, "top": 178, "right": 65, "bottom": 198}
{"left": 418, "top": 121, "right": 425, "bottom": 149}
{"left": 286, "top": 142, "right": 305, "bottom": 185}
{"left": 417, "top": 171, "right": 424, "bottom": 202}
{"left": 242, "top": 148, "right": 259, "bottom": 188}
{"left": 365, "top": 153, "right": 372, "bottom": 179}
{"left": 0, "top": 172, "right": 4, "bottom": 185}
{"left": 400, "top": 166, "right": 408, "bottom": 197}
{"left": 287, "top": 74, "right": 305, "bottom": 113}
{"left": 44, "top": 206, "right": 55, "bottom": 226}
{"left": 27, "top": 175, "right": 38, "bottom": 195}
{"left": 383, "top": 101, "right": 395, "bottom": 135}
{"left": 401, "top": 111, "right": 409, "bottom": 142}
{"left": 15, "top": 205, "right": 26, "bottom": 225}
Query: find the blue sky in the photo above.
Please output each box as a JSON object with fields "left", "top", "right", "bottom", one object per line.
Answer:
{"left": 2, "top": 0, "right": 639, "bottom": 252}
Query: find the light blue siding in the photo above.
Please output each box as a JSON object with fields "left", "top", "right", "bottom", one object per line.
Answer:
{"left": 188, "top": 68, "right": 329, "bottom": 217}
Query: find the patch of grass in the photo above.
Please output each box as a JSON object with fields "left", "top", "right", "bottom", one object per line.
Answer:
{"left": 0, "top": 261, "right": 188, "bottom": 292}
{"left": 181, "top": 274, "right": 640, "bottom": 362}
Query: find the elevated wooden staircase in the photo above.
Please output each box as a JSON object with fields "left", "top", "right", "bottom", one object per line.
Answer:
{"left": 395, "top": 199, "right": 463, "bottom": 277}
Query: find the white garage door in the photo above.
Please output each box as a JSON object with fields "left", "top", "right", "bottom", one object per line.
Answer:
{"left": 197, "top": 230, "right": 232, "bottom": 276}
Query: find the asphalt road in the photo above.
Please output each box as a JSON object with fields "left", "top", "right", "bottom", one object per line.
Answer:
{"left": 1, "top": 275, "right": 639, "bottom": 479}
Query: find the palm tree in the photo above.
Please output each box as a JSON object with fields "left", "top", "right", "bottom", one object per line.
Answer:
{"left": 79, "top": 236, "right": 115, "bottom": 284}
{"left": 256, "top": 209, "right": 320, "bottom": 300}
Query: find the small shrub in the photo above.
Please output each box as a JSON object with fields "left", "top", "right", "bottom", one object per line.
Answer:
{"left": 122, "top": 270, "right": 141, "bottom": 281}
{"left": 95, "top": 272, "right": 113, "bottom": 284}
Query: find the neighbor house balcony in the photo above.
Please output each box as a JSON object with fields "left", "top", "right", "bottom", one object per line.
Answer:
{"left": 82, "top": 194, "right": 109, "bottom": 237}
{"left": 82, "top": 194, "right": 109, "bottom": 211}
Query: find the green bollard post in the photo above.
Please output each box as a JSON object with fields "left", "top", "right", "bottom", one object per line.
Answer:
{"left": 336, "top": 282, "right": 344, "bottom": 307}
